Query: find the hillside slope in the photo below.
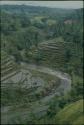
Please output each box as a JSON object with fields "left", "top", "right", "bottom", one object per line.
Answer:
{"left": 55, "top": 99, "right": 83, "bottom": 125}
{"left": 35, "top": 99, "right": 83, "bottom": 125}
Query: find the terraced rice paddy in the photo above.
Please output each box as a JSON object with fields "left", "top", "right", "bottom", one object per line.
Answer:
{"left": 39, "top": 38, "right": 66, "bottom": 66}
{"left": 1, "top": 50, "right": 71, "bottom": 124}
{"left": 1, "top": 51, "right": 20, "bottom": 83}
{"left": 1, "top": 4, "right": 83, "bottom": 124}
{"left": 33, "top": 37, "right": 78, "bottom": 69}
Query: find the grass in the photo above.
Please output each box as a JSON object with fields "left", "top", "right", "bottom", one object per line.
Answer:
{"left": 33, "top": 99, "right": 83, "bottom": 125}
{"left": 46, "top": 19, "right": 56, "bottom": 26}
{"left": 55, "top": 99, "right": 83, "bottom": 125}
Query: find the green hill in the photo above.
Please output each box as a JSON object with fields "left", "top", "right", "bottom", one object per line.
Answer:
{"left": 35, "top": 99, "right": 83, "bottom": 125}
{"left": 55, "top": 99, "right": 83, "bottom": 125}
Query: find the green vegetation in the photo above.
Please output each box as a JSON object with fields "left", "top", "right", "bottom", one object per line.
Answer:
{"left": 34, "top": 100, "right": 83, "bottom": 125}
{"left": 55, "top": 99, "right": 83, "bottom": 125}
{"left": 1, "top": 5, "right": 83, "bottom": 124}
